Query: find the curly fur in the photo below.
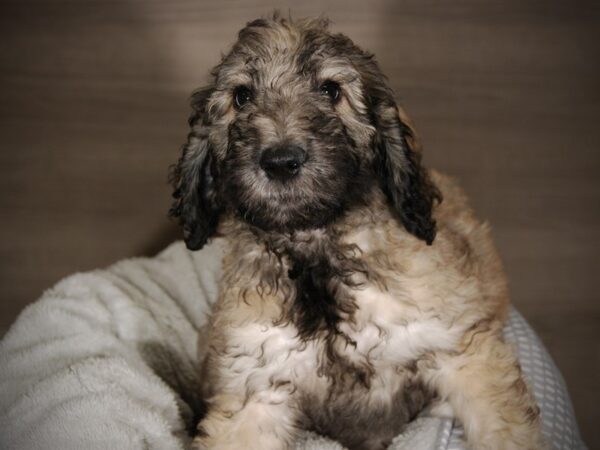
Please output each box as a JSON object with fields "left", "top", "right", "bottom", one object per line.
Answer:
{"left": 169, "top": 13, "right": 542, "bottom": 450}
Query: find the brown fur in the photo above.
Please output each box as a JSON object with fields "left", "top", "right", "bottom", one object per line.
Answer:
{"left": 170, "top": 13, "right": 542, "bottom": 450}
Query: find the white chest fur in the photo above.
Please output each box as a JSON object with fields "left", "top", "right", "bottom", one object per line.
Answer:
{"left": 339, "top": 284, "right": 463, "bottom": 366}
{"left": 222, "top": 280, "right": 462, "bottom": 403}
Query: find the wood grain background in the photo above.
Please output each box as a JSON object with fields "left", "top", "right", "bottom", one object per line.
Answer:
{"left": 1, "top": 0, "right": 598, "bottom": 446}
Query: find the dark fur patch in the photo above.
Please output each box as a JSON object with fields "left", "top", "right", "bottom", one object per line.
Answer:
{"left": 301, "top": 377, "right": 432, "bottom": 450}
{"left": 374, "top": 119, "right": 442, "bottom": 245}
{"left": 251, "top": 227, "right": 375, "bottom": 388}
{"left": 287, "top": 256, "right": 347, "bottom": 340}
{"left": 169, "top": 87, "right": 221, "bottom": 250}
{"left": 286, "top": 252, "right": 376, "bottom": 393}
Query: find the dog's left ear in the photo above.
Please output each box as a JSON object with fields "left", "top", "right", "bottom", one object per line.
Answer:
{"left": 370, "top": 88, "right": 441, "bottom": 245}
{"left": 169, "top": 87, "right": 221, "bottom": 251}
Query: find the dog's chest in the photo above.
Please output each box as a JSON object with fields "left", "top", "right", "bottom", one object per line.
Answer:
{"left": 336, "top": 283, "right": 461, "bottom": 368}
{"left": 230, "top": 282, "right": 459, "bottom": 388}
{"left": 222, "top": 229, "right": 464, "bottom": 401}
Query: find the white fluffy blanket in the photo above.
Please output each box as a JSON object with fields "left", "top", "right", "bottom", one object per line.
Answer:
{"left": 0, "top": 241, "right": 585, "bottom": 450}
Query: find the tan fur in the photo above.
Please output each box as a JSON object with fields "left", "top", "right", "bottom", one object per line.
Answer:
{"left": 193, "top": 173, "right": 542, "bottom": 450}
{"left": 174, "top": 14, "right": 542, "bottom": 450}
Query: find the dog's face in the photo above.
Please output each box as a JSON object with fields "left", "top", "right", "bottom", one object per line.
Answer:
{"left": 170, "top": 16, "right": 440, "bottom": 250}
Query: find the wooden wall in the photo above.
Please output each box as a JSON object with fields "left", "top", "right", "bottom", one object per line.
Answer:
{"left": 1, "top": 0, "right": 598, "bottom": 446}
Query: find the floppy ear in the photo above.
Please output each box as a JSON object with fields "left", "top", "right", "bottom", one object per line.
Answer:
{"left": 371, "top": 89, "right": 442, "bottom": 245}
{"left": 169, "top": 87, "right": 221, "bottom": 251}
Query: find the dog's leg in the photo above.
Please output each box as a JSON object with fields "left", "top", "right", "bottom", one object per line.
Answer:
{"left": 425, "top": 330, "right": 543, "bottom": 450}
{"left": 192, "top": 320, "right": 302, "bottom": 450}
{"left": 192, "top": 389, "right": 298, "bottom": 450}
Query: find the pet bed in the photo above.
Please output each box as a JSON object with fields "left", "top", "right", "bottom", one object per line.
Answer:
{"left": 0, "top": 240, "right": 586, "bottom": 450}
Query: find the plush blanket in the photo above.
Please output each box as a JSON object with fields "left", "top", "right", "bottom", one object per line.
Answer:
{"left": 0, "top": 240, "right": 586, "bottom": 450}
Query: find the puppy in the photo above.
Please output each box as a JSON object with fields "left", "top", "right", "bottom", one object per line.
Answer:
{"left": 170, "top": 14, "right": 542, "bottom": 450}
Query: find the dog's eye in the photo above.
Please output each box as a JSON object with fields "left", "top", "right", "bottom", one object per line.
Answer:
{"left": 233, "top": 86, "right": 252, "bottom": 109}
{"left": 319, "top": 80, "right": 341, "bottom": 103}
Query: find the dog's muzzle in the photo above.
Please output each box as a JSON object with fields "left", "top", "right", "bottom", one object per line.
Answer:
{"left": 260, "top": 145, "right": 307, "bottom": 181}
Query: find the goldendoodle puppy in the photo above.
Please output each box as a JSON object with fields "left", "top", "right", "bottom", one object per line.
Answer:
{"left": 170, "top": 14, "right": 542, "bottom": 450}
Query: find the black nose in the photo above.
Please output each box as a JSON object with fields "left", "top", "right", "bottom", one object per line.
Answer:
{"left": 259, "top": 145, "right": 307, "bottom": 180}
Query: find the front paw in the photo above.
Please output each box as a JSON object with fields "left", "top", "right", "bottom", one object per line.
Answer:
{"left": 191, "top": 431, "right": 290, "bottom": 450}
{"left": 191, "top": 399, "right": 295, "bottom": 450}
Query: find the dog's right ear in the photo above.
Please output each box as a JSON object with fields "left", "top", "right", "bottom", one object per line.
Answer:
{"left": 169, "top": 87, "right": 221, "bottom": 251}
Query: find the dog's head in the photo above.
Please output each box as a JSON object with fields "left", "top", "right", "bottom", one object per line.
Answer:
{"left": 170, "top": 15, "right": 441, "bottom": 250}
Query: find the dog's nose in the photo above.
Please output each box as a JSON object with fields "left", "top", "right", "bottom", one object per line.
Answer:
{"left": 259, "top": 145, "right": 307, "bottom": 181}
